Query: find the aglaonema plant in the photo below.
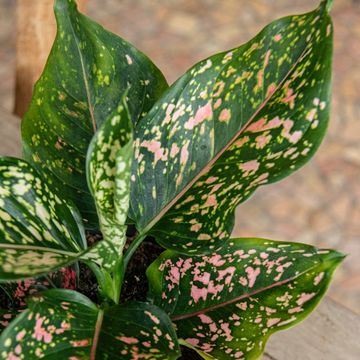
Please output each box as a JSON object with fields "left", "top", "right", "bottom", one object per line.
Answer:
{"left": 0, "top": 0, "right": 344, "bottom": 359}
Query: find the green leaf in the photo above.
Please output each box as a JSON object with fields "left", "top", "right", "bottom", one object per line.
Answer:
{"left": 0, "top": 289, "right": 181, "bottom": 359}
{"left": 0, "top": 157, "right": 88, "bottom": 280}
{"left": 147, "top": 238, "right": 344, "bottom": 359}
{"left": 0, "top": 156, "right": 125, "bottom": 278}
{"left": 21, "top": 0, "right": 168, "bottom": 229}
{"left": 130, "top": 2, "right": 333, "bottom": 254}
{"left": 86, "top": 96, "right": 133, "bottom": 260}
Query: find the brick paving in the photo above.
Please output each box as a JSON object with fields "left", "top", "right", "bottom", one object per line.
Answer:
{"left": 0, "top": 0, "right": 359, "bottom": 312}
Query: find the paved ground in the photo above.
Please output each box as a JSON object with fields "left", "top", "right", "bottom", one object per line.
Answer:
{"left": 0, "top": 0, "right": 359, "bottom": 312}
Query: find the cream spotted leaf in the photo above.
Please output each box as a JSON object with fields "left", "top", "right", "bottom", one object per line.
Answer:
{"left": 21, "top": 0, "right": 168, "bottom": 229}
{"left": 0, "top": 289, "right": 180, "bottom": 359}
{"left": 0, "top": 157, "right": 89, "bottom": 280}
{"left": 86, "top": 97, "right": 133, "bottom": 263}
{"left": 147, "top": 238, "right": 344, "bottom": 359}
{"left": 130, "top": 1, "right": 333, "bottom": 254}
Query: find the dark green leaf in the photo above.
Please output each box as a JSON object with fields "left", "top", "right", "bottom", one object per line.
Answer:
{"left": 21, "top": 0, "right": 168, "bottom": 229}
{"left": 0, "top": 289, "right": 180, "bottom": 359}
{"left": 147, "top": 237, "right": 343, "bottom": 359}
{"left": 0, "top": 157, "right": 88, "bottom": 280}
{"left": 130, "top": 2, "right": 333, "bottom": 254}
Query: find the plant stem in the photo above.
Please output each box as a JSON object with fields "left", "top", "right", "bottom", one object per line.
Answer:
{"left": 85, "top": 261, "right": 115, "bottom": 303}
{"left": 83, "top": 233, "right": 147, "bottom": 304}
{"left": 112, "top": 257, "right": 124, "bottom": 304}
{"left": 123, "top": 233, "right": 147, "bottom": 268}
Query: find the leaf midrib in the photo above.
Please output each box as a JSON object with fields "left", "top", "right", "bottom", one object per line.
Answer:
{"left": 90, "top": 308, "right": 104, "bottom": 360}
{"left": 67, "top": 13, "right": 97, "bottom": 133}
{"left": 0, "top": 243, "right": 78, "bottom": 256}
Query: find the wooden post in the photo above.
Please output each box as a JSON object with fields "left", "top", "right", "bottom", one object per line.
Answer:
{"left": 14, "top": 0, "right": 87, "bottom": 117}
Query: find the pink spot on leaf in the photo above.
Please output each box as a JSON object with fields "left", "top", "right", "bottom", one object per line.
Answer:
{"left": 219, "top": 109, "right": 231, "bottom": 123}
{"left": 170, "top": 143, "right": 180, "bottom": 158}
{"left": 184, "top": 102, "right": 213, "bottom": 130}
{"left": 208, "top": 254, "right": 225, "bottom": 266}
{"left": 144, "top": 311, "right": 160, "bottom": 324}
{"left": 264, "top": 50, "right": 271, "bottom": 67}
{"left": 70, "top": 339, "right": 90, "bottom": 347}
{"left": 198, "top": 314, "right": 213, "bottom": 324}
{"left": 267, "top": 318, "right": 281, "bottom": 327}
{"left": 186, "top": 338, "right": 200, "bottom": 346}
{"left": 180, "top": 141, "right": 190, "bottom": 166}
{"left": 191, "top": 285, "right": 208, "bottom": 303}
{"left": 246, "top": 117, "right": 282, "bottom": 133}
{"left": 255, "top": 134, "right": 271, "bottom": 149}
{"left": 245, "top": 266, "right": 261, "bottom": 288}
{"left": 117, "top": 336, "right": 139, "bottom": 344}
{"left": 281, "top": 88, "right": 297, "bottom": 109}
{"left": 204, "top": 194, "right": 218, "bottom": 208}
{"left": 297, "top": 292, "right": 315, "bottom": 305}
{"left": 314, "top": 272, "right": 325, "bottom": 286}
{"left": 240, "top": 160, "right": 260, "bottom": 173}
{"left": 141, "top": 140, "right": 168, "bottom": 164}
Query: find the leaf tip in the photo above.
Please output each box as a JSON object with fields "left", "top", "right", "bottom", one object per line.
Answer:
{"left": 54, "top": 0, "right": 77, "bottom": 15}
{"left": 320, "top": 0, "right": 334, "bottom": 12}
{"left": 322, "top": 249, "right": 346, "bottom": 269}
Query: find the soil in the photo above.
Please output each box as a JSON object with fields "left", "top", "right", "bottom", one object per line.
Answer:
{"left": 0, "top": 229, "right": 202, "bottom": 359}
{"left": 123, "top": 236, "right": 202, "bottom": 359}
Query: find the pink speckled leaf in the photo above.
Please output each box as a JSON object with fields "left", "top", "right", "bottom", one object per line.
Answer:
{"left": 147, "top": 237, "right": 344, "bottom": 359}
{"left": 130, "top": 1, "right": 333, "bottom": 254}
{"left": 0, "top": 289, "right": 180, "bottom": 359}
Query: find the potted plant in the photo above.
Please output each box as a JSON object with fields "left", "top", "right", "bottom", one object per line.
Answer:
{"left": 0, "top": 0, "right": 343, "bottom": 358}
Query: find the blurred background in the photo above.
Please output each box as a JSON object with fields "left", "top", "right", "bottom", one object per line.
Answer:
{"left": 0, "top": 0, "right": 359, "bottom": 313}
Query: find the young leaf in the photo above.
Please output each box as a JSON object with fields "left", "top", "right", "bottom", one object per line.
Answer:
{"left": 147, "top": 237, "right": 344, "bottom": 359}
{"left": 130, "top": 2, "right": 333, "bottom": 254}
{"left": 86, "top": 97, "right": 133, "bottom": 258}
{"left": 21, "top": 0, "right": 168, "bottom": 229}
{"left": 0, "top": 289, "right": 181, "bottom": 359}
{"left": 0, "top": 157, "right": 88, "bottom": 280}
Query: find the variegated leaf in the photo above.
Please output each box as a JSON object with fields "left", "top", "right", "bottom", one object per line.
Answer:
{"left": 130, "top": 1, "right": 333, "bottom": 254}
{"left": 147, "top": 237, "right": 343, "bottom": 359}
{"left": 86, "top": 97, "right": 132, "bottom": 259}
{"left": 0, "top": 157, "right": 89, "bottom": 280}
{"left": 0, "top": 289, "right": 180, "bottom": 359}
{"left": 21, "top": 0, "right": 168, "bottom": 229}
